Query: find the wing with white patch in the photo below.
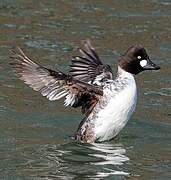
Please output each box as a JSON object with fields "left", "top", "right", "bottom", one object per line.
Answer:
{"left": 69, "top": 40, "right": 113, "bottom": 85}
{"left": 11, "top": 47, "right": 103, "bottom": 116}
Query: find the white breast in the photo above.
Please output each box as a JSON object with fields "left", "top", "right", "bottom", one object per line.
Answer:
{"left": 93, "top": 68, "right": 137, "bottom": 142}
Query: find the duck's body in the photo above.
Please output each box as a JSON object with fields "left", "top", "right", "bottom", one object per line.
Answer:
{"left": 75, "top": 67, "right": 137, "bottom": 142}
{"left": 11, "top": 40, "right": 160, "bottom": 143}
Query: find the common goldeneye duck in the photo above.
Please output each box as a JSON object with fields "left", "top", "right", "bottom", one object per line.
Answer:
{"left": 11, "top": 40, "right": 160, "bottom": 143}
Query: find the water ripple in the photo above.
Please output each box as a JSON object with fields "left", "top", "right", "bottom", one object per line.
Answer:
{"left": 25, "top": 142, "right": 130, "bottom": 179}
{"left": 12, "top": 142, "right": 130, "bottom": 179}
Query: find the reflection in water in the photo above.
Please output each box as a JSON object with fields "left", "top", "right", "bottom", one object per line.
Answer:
{"left": 88, "top": 143, "right": 130, "bottom": 178}
{"left": 89, "top": 143, "right": 129, "bottom": 165}
{"left": 36, "top": 142, "right": 130, "bottom": 179}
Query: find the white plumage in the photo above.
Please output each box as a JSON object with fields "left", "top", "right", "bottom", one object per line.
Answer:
{"left": 64, "top": 94, "right": 76, "bottom": 106}
{"left": 93, "top": 67, "right": 137, "bottom": 141}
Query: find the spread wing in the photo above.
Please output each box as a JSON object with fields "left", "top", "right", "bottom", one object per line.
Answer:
{"left": 10, "top": 47, "right": 103, "bottom": 116}
{"left": 69, "top": 40, "right": 113, "bottom": 84}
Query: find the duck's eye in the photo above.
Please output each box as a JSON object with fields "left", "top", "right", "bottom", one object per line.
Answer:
{"left": 137, "top": 56, "right": 141, "bottom": 59}
{"left": 140, "top": 60, "right": 147, "bottom": 67}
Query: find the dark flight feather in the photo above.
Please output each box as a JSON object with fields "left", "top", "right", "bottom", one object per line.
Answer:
{"left": 69, "top": 40, "right": 113, "bottom": 83}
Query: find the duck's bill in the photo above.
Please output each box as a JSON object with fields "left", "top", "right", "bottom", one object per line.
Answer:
{"left": 143, "top": 59, "right": 161, "bottom": 70}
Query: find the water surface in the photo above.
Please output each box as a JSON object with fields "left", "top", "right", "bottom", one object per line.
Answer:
{"left": 0, "top": 0, "right": 171, "bottom": 179}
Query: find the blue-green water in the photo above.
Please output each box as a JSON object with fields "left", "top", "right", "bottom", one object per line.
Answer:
{"left": 0, "top": 0, "right": 171, "bottom": 179}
